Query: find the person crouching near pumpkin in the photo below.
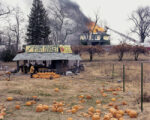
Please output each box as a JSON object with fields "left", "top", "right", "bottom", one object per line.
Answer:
{"left": 30, "top": 65, "right": 35, "bottom": 78}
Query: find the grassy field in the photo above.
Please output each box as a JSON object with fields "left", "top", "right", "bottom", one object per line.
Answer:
{"left": 0, "top": 53, "right": 150, "bottom": 120}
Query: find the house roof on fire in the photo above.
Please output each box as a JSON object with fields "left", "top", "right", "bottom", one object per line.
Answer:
{"left": 13, "top": 53, "right": 81, "bottom": 61}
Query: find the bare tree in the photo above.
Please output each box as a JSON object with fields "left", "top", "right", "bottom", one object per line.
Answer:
{"left": 48, "top": 0, "right": 76, "bottom": 45}
{"left": 2, "top": 26, "right": 16, "bottom": 48}
{"left": 131, "top": 45, "right": 149, "bottom": 61}
{"left": 0, "top": 2, "right": 11, "bottom": 35}
{"left": 83, "top": 45, "right": 105, "bottom": 61}
{"left": 7, "top": 6, "right": 24, "bottom": 51}
{"left": 129, "top": 6, "right": 150, "bottom": 43}
{"left": 110, "top": 43, "right": 131, "bottom": 61}
{"left": 0, "top": 2, "right": 10, "bottom": 17}
{"left": 48, "top": 0, "right": 87, "bottom": 45}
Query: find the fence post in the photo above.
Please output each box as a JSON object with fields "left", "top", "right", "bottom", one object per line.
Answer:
{"left": 112, "top": 64, "right": 114, "bottom": 79}
{"left": 141, "top": 63, "right": 143, "bottom": 112}
{"left": 123, "top": 64, "right": 125, "bottom": 92}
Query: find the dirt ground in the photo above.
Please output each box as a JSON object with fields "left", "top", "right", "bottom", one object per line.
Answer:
{"left": 0, "top": 54, "right": 150, "bottom": 120}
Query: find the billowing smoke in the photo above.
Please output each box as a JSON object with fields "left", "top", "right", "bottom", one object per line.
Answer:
{"left": 48, "top": 0, "right": 90, "bottom": 45}
{"left": 58, "top": 0, "right": 89, "bottom": 25}
{"left": 57, "top": 0, "right": 89, "bottom": 44}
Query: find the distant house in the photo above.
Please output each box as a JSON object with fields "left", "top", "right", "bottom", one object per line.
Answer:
{"left": 80, "top": 22, "right": 110, "bottom": 45}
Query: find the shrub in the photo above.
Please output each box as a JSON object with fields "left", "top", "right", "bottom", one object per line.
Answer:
{"left": 83, "top": 45, "right": 105, "bottom": 61}
{"left": 71, "top": 45, "right": 84, "bottom": 55}
{"left": 0, "top": 48, "right": 16, "bottom": 62}
{"left": 110, "top": 43, "right": 131, "bottom": 61}
{"left": 131, "top": 45, "right": 149, "bottom": 61}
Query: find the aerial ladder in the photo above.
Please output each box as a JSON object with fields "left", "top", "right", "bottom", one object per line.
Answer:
{"left": 105, "top": 26, "right": 140, "bottom": 44}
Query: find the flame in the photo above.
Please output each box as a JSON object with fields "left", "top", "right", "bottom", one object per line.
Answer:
{"left": 87, "top": 22, "right": 105, "bottom": 33}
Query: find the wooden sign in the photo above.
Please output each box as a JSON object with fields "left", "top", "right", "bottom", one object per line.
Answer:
{"left": 59, "top": 45, "right": 72, "bottom": 53}
{"left": 26, "top": 45, "right": 58, "bottom": 53}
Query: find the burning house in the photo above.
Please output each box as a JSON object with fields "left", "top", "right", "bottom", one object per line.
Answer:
{"left": 80, "top": 22, "right": 110, "bottom": 45}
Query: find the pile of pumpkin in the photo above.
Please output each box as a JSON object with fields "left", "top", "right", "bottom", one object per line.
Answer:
{"left": 7, "top": 96, "right": 50, "bottom": 113}
{"left": 36, "top": 101, "right": 65, "bottom": 113}
{"left": 82, "top": 106, "right": 137, "bottom": 120}
{"left": 76, "top": 88, "right": 138, "bottom": 120}
{"left": 32, "top": 72, "right": 60, "bottom": 79}
{"left": 66, "top": 104, "right": 84, "bottom": 114}
{"left": 51, "top": 101, "right": 64, "bottom": 113}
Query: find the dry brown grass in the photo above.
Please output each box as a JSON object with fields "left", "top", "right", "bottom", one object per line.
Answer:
{"left": 0, "top": 53, "right": 150, "bottom": 120}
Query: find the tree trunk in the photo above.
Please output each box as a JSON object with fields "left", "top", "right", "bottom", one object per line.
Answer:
{"left": 118, "top": 52, "right": 123, "bottom": 61}
{"left": 17, "top": 61, "right": 20, "bottom": 72}
{"left": 8, "top": 33, "right": 11, "bottom": 49}
{"left": 90, "top": 53, "right": 93, "bottom": 62}
{"left": 134, "top": 53, "right": 139, "bottom": 61}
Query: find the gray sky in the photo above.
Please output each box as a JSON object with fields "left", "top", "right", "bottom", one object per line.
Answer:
{"left": 2, "top": 0, "right": 150, "bottom": 45}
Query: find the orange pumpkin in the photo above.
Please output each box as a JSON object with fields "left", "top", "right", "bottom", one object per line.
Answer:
{"left": 117, "top": 110, "right": 124, "bottom": 116}
{"left": 36, "top": 105, "right": 43, "bottom": 112}
{"left": 72, "top": 105, "right": 79, "bottom": 110}
{"left": 31, "top": 100, "right": 36, "bottom": 104}
{"left": 114, "top": 105, "right": 118, "bottom": 110}
{"left": 115, "top": 113, "right": 122, "bottom": 119}
{"left": 96, "top": 100, "right": 101, "bottom": 104}
{"left": 82, "top": 112, "right": 89, "bottom": 117}
{"left": 7, "top": 97, "right": 13, "bottom": 101}
{"left": 95, "top": 109, "right": 101, "bottom": 114}
{"left": 88, "top": 111, "right": 94, "bottom": 116}
{"left": 116, "top": 87, "right": 121, "bottom": 91}
{"left": 113, "top": 92, "right": 118, "bottom": 96}
{"left": 102, "top": 93, "right": 107, "bottom": 97}
{"left": 111, "top": 98, "right": 116, "bottom": 102}
{"left": 80, "top": 99, "right": 85, "bottom": 103}
{"left": 128, "top": 110, "right": 138, "bottom": 118}
{"left": 51, "top": 106, "right": 57, "bottom": 112}
{"left": 78, "top": 95, "right": 84, "bottom": 99}
{"left": 109, "top": 108, "right": 117, "bottom": 115}
{"left": 57, "top": 107, "right": 63, "bottom": 112}
{"left": 122, "top": 101, "right": 127, "bottom": 105}
{"left": 71, "top": 108, "right": 77, "bottom": 114}
{"left": 32, "top": 96, "right": 38, "bottom": 99}
{"left": 88, "top": 107, "right": 95, "bottom": 113}
{"left": 86, "top": 95, "right": 92, "bottom": 99}
{"left": 125, "top": 109, "right": 131, "bottom": 114}
{"left": 26, "top": 101, "right": 32, "bottom": 106}
{"left": 57, "top": 102, "right": 64, "bottom": 107}
{"left": 108, "top": 102, "right": 114, "bottom": 106}
{"left": 103, "top": 114, "right": 110, "bottom": 120}
{"left": 54, "top": 88, "right": 59, "bottom": 92}
{"left": 42, "top": 105, "right": 49, "bottom": 111}
{"left": 92, "top": 113, "right": 100, "bottom": 120}
{"left": 15, "top": 105, "right": 20, "bottom": 110}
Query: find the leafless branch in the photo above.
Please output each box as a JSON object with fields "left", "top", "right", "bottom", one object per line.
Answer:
{"left": 129, "top": 6, "right": 150, "bottom": 43}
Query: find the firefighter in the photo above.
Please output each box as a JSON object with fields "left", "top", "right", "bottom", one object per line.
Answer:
{"left": 30, "top": 65, "right": 34, "bottom": 78}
